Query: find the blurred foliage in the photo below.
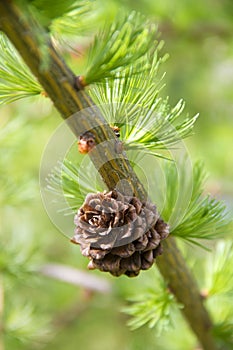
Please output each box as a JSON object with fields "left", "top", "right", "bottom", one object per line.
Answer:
{"left": 0, "top": 0, "right": 233, "bottom": 350}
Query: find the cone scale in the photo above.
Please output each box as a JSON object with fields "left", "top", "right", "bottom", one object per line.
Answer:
{"left": 71, "top": 190, "right": 169, "bottom": 277}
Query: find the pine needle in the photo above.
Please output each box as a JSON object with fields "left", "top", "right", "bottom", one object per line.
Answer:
{"left": 162, "top": 161, "right": 231, "bottom": 245}
{"left": 0, "top": 34, "right": 42, "bottom": 105}
{"left": 83, "top": 11, "right": 159, "bottom": 84}
{"left": 50, "top": 0, "right": 94, "bottom": 36}
{"left": 89, "top": 53, "right": 198, "bottom": 158}
{"left": 46, "top": 158, "right": 106, "bottom": 214}
{"left": 123, "top": 278, "right": 180, "bottom": 333}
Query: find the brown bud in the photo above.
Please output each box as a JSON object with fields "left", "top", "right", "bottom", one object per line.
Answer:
{"left": 78, "top": 131, "right": 95, "bottom": 154}
{"left": 74, "top": 75, "right": 87, "bottom": 90}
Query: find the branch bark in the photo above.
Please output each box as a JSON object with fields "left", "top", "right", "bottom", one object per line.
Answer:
{"left": 0, "top": 1, "right": 217, "bottom": 349}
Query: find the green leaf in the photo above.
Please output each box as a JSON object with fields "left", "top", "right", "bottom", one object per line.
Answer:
{"left": 123, "top": 278, "right": 180, "bottom": 334}
{"left": 46, "top": 158, "right": 106, "bottom": 214}
{"left": 28, "top": 0, "right": 80, "bottom": 23}
{"left": 0, "top": 116, "right": 37, "bottom": 206}
{"left": 123, "top": 99, "right": 198, "bottom": 156}
{"left": 204, "top": 240, "right": 233, "bottom": 297}
{"left": 50, "top": 1, "right": 95, "bottom": 36}
{"left": 89, "top": 53, "right": 198, "bottom": 158}
{"left": 83, "top": 11, "right": 159, "bottom": 84}
{"left": 213, "top": 321, "right": 233, "bottom": 350}
{"left": 173, "top": 196, "right": 229, "bottom": 242}
{"left": 89, "top": 53, "right": 165, "bottom": 125}
{"left": 5, "top": 299, "right": 51, "bottom": 344}
{"left": 0, "top": 227, "right": 39, "bottom": 281}
{"left": 162, "top": 161, "right": 230, "bottom": 245}
{"left": 201, "top": 241, "right": 233, "bottom": 348}
{"left": 0, "top": 34, "right": 42, "bottom": 106}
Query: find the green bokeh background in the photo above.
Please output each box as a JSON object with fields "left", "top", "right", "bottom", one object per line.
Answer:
{"left": 1, "top": 1, "right": 233, "bottom": 349}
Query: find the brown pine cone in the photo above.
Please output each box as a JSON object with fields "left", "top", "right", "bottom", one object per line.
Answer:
{"left": 71, "top": 190, "right": 169, "bottom": 277}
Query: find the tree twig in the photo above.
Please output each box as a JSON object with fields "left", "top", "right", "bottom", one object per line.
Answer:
{"left": 156, "top": 238, "right": 214, "bottom": 350}
{"left": 0, "top": 2, "right": 218, "bottom": 349}
{"left": 39, "top": 263, "right": 112, "bottom": 294}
